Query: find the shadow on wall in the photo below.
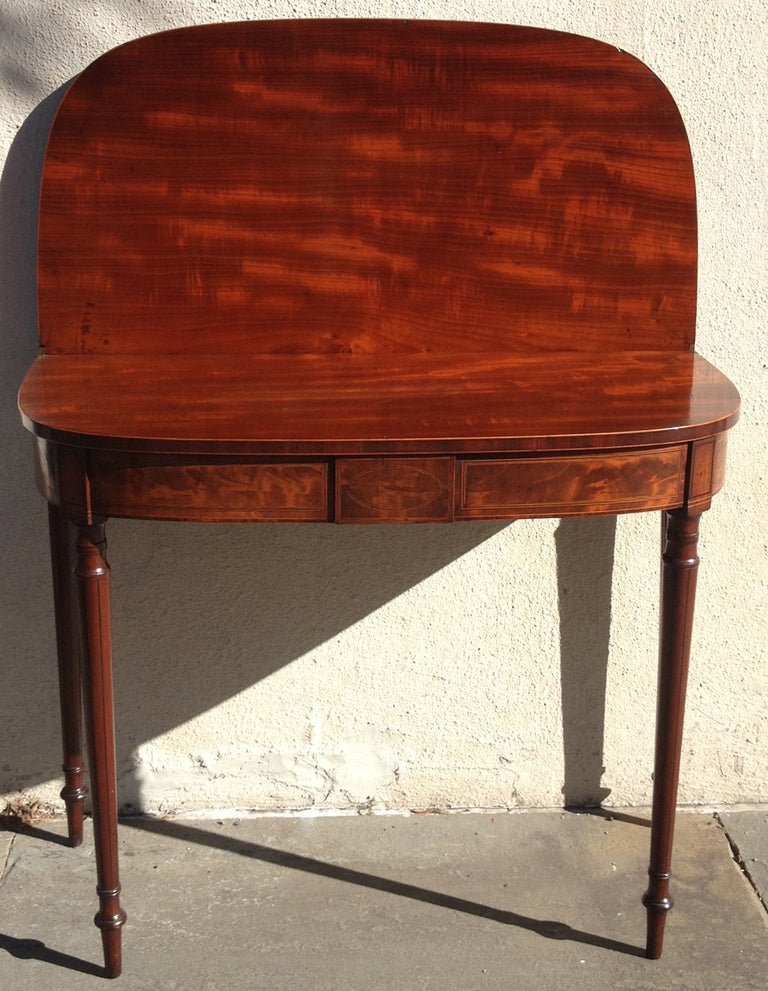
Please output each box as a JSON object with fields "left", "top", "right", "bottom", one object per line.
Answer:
{"left": 0, "top": 84, "right": 77, "bottom": 801}
{"left": 556, "top": 515, "right": 617, "bottom": 808}
{"left": 1, "top": 87, "right": 620, "bottom": 816}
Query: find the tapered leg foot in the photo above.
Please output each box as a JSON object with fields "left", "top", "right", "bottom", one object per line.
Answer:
{"left": 643, "top": 509, "right": 701, "bottom": 959}
{"left": 77, "top": 522, "right": 126, "bottom": 977}
{"left": 61, "top": 774, "right": 86, "bottom": 848}
{"left": 97, "top": 902, "right": 127, "bottom": 978}
{"left": 49, "top": 504, "right": 87, "bottom": 847}
{"left": 642, "top": 880, "right": 672, "bottom": 958}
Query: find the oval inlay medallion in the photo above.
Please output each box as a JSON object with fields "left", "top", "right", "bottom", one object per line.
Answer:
{"left": 345, "top": 464, "right": 447, "bottom": 513}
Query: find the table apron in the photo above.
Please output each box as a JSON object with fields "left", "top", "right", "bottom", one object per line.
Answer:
{"left": 32, "top": 441, "right": 721, "bottom": 525}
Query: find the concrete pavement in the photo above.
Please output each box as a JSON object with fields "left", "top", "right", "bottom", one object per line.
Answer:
{"left": 1, "top": 808, "right": 766, "bottom": 989}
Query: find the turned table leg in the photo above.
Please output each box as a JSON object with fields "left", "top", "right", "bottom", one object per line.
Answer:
{"left": 48, "top": 504, "right": 86, "bottom": 847}
{"left": 643, "top": 508, "right": 701, "bottom": 958}
{"left": 76, "top": 522, "right": 126, "bottom": 979}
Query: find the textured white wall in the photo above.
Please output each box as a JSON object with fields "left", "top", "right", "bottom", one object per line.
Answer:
{"left": 1, "top": 1, "right": 765, "bottom": 816}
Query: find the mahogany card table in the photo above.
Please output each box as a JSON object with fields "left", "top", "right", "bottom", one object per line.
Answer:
{"left": 17, "top": 20, "right": 740, "bottom": 977}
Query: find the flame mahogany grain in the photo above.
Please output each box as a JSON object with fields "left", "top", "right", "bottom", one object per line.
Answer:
{"left": 37, "top": 20, "right": 699, "bottom": 359}
{"left": 17, "top": 20, "right": 740, "bottom": 977}
{"left": 21, "top": 351, "right": 737, "bottom": 455}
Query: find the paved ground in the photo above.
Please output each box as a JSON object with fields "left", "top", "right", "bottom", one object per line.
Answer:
{"left": 1, "top": 808, "right": 766, "bottom": 989}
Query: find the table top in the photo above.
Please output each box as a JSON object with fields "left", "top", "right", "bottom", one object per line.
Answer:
{"left": 19, "top": 350, "right": 739, "bottom": 456}
{"left": 20, "top": 21, "right": 740, "bottom": 465}
{"left": 35, "top": 20, "right": 699, "bottom": 364}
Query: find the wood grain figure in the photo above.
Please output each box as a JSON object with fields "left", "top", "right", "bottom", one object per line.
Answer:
{"left": 17, "top": 20, "right": 739, "bottom": 977}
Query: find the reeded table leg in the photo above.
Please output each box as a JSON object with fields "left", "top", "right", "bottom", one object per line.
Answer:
{"left": 643, "top": 508, "right": 701, "bottom": 958}
{"left": 48, "top": 504, "right": 86, "bottom": 847}
{"left": 77, "top": 522, "right": 126, "bottom": 979}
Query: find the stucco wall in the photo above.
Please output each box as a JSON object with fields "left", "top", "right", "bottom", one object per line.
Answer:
{"left": 1, "top": 0, "right": 765, "bottom": 816}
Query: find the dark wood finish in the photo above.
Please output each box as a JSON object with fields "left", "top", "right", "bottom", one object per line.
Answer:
{"left": 337, "top": 457, "right": 454, "bottom": 523}
{"left": 88, "top": 455, "right": 330, "bottom": 522}
{"left": 643, "top": 509, "right": 701, "bottom": 958}
{"left": 76, "top": 524, "right": 126, "bottom": 979}
{"left": 456, "top": 447, "right": 687, "bottom": 519}
{"left": 21, "top": 351, "right": 738, "bottom": 456}
{"left": 37, "top": 20, "right": 698, "bottom": 359}
{"left": 687, "top": 434, "right": 729, "bottom": 513}
{"left": 16, "top": 20, "right": 740, "bottom": 976}
{"left": 48, "top": 504, "right": 86, "bottom": 846}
